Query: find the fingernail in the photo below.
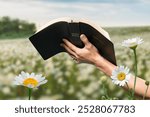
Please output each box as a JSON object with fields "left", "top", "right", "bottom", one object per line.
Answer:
{"left": 60, "top": 43, "right": 63, "bottom": 46}
{"left": 80, "top": 34, "right": 85, "bottom": 38}
{"left": 62, "top": 39, "right": 66, "bottom": 41}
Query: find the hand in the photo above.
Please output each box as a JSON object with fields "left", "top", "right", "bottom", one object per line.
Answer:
{"left": 60, "top": 34, "right": 104, "bottom": 64}
{"left": 61, "top": 34, "right": 150, "bottom": 98}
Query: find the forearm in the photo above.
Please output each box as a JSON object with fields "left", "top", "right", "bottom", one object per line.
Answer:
{"left": 93, "top": 56, "right": 150, "bottom": 98}
{"left": 127, "top": 76, "right": 150, "bottom": 98}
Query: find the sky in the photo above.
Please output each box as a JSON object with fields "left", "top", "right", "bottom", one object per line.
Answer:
{"left": 0, "top": 0, "right": 150, "bottom": 27}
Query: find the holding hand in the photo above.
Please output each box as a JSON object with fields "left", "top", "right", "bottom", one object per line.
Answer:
{"left": 61, "top": 34, "right": 150, "bottom": 98}
{"left": 60, "top": 34, "right": 104, "bottom": 64}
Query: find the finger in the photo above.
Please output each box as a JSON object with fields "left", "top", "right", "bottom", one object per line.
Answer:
{"left": 62, "top": 39, "right": 79, "bottom": 52}
{"left": 60, "top": 43, "right": 77, "bottom": 57}
{"left": 68, "top": 53, "right": 80, "bottom": 64}
{"left": 80, "top": 34, "right": 90, "bottom": 45}
{"left": 68, "top": 53, "right": 76, "bottom": 59}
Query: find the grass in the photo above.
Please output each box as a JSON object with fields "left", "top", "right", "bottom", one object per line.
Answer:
{"left": 0, "top": 26, "right": 149, "bottom": 100}
{"left": 104, "top": 26, "right": 150, "bottom": 43}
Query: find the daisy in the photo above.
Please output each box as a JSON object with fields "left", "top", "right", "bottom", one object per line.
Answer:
{"left": 111, "top": 66, "right": 131, "bottom": 86}
{"left": 13, "top": 71, "right": 47, "bottom": 89}
{"left": 122, "top": 37, "right": 143, "bottom": 49}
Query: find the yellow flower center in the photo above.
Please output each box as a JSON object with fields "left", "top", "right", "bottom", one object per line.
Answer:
{"left": 23, "top": 78, "right": 38, "bottom": 87}
{"left": 117, "top": 72, "right": 126, "bottom": 81}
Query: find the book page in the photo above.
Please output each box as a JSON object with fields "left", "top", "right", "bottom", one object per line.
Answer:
{"left": 36, "top": 17, "right": 111, "bottom": 41}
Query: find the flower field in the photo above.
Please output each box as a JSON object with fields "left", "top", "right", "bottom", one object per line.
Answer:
{"left": 0, "top": 27, "right": 149, "bottom": 100}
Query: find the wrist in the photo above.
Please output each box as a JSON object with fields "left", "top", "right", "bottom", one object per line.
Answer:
{"left": 93, "top": 55, "right": 116, "bottom": 76}
{"left": 93, "top": 55, "right": 106, "bottom": 68}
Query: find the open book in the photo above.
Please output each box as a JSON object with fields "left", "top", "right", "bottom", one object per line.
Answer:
{"left": 29, "top": 17, "right": 117, "bottom": 65}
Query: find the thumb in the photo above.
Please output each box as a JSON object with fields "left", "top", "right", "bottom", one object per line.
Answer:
{"left": 80, "top": 34, "right": 90, "bottom": 45}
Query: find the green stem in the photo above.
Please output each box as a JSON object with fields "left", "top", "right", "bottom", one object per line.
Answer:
{"left": 132, "top": 48, "right": 137, "bottom": 99}
{"left": 143, "top": 85, "right": 149, "bottom": 100}
{"left": 102, "top": 83, "right": 109, "bottom": 99}
{"left": 126, "top": 82, "right": 133, "bottom": 99}
{"left": 28, "top": 88, "right": 32, "bottom": 100}
{"left": 126, "top": 82, "right": 129, "bottom": 90}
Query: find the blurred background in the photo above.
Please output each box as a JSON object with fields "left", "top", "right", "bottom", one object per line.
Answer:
{"left": 0, "top": 0, "right": 150, "bottom": 100}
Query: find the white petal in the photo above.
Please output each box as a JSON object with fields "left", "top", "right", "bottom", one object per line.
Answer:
{"left": 21, "top": 71, "right": 26, "bottom": 75}
{"left": 21, "top": 71, "right": 27, "bottom": 76}
{"left": 120, "top": 66, "right": 125, "bottom": 72}
{"left": 26, "top": 73, "right": 30, "bottom": 78}
{"left": 30, "top": 73, "right": 35, "bottom": 77}
{"left": 112, "top": 69, "right": 117, "bottom": 75}
{"left": 20, "top": 71, "right": 28, "bottom": 80}
{"left": 36, "top": 77, "right": 45, "bottom": 82}
{"left": 14, "top": 76, "right": 24, "bottom": 84}
{"left": 111, "top": 75, "right": 116, "bottom": 79}
{"left": 27, "top": 84, "right": 34, "bottom": 88}
{"left": 38, "top": 74, "right": 42, "bottom": 77}
{"left": 113, "top": 80, "right": 120, "bottom": 85}
{"left": 35, "top": 74, "right": 42, "bottom": 79}
{"left": 120, "top": 81, "right": 125, "bottom": 86}
{"left": 126, "top": 74, "right": 131, "bottom": 81}
{"left": 124, "top": 67, "right": 129, "bottom": 74}
{"left": 113, "top": 80, "right": 118, "bottom": 85}
{"left": 38, "top": 80, "right": 48, "bottom": 86}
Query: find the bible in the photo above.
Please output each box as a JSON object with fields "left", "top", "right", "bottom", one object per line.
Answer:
{"left": 29, "top": 17, "right": 117, "bottom": 65}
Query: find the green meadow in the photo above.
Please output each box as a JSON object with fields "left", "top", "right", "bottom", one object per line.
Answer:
{"left": 0, "top": 26, "right": 149, "bottom": 100}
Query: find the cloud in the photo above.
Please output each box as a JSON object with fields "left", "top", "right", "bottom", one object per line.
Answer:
{"left": 0, "top": 0, "right": 149, "bottom": 26}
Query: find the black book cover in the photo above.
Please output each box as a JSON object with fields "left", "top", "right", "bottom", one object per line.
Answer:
{"left": 29, "top": 19, "right": 117, "bottom": 65}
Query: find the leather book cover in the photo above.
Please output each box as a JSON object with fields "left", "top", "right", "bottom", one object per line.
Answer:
{"left": 29, "top": 18, "right": 117, "bottom": 65}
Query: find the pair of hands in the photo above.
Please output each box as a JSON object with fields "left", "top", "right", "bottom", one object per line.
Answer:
{"left": 60, "top": 34, "right": 104, "bottom": 65}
